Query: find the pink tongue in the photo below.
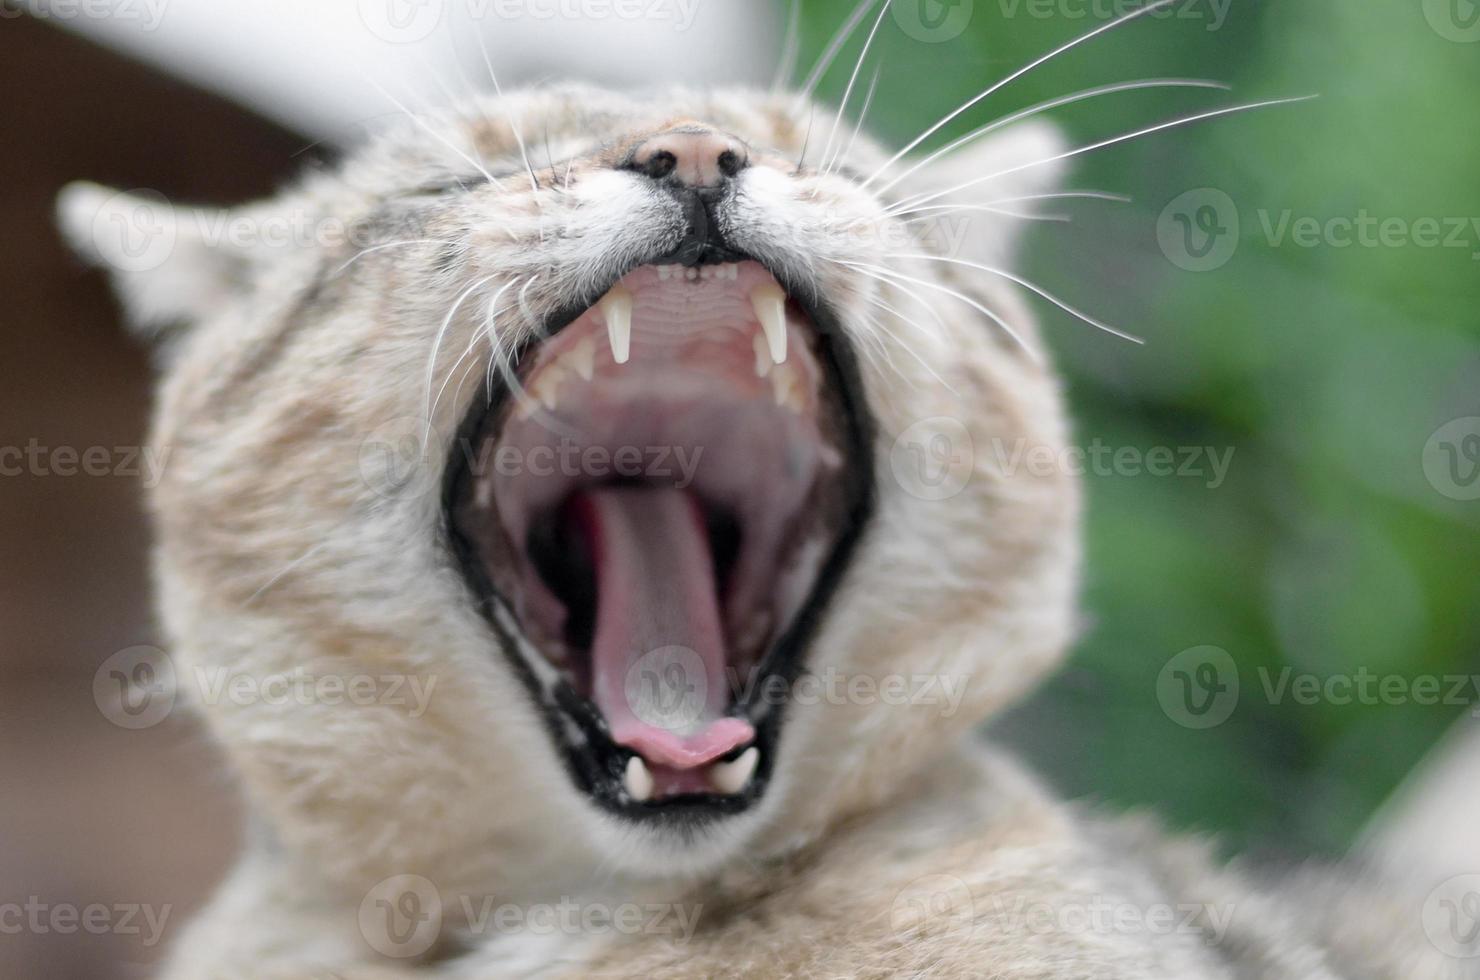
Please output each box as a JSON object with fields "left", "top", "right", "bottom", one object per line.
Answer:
{"left": 570, "top": 486, "right": 755, "bottom": 770}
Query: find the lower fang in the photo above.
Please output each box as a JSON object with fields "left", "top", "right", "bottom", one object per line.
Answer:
{"left": 625, "top": 756, "right": 654, "bottom": 802}
{"left": 710, "top": 747, "right": 759, "bottom": 795}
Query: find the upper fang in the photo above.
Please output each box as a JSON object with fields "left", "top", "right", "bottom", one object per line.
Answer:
{"left": 599, "top": 285, "right": 633, "bottom": 365}
{"left": 750, "top": 284, "right": 788, "bottom": 365}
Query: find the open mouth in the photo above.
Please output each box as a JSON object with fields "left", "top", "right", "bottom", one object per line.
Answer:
{"left": 446, "top": 258, "right": 874, "bottom": 822}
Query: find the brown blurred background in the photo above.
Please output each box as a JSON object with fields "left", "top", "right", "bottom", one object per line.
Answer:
{"left": 0, "top": 18, "right": 307, "bottom": 977}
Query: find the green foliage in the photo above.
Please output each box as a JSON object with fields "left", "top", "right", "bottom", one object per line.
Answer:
{"left": 792, "top": 0, "right": 1480, "bottom": 855}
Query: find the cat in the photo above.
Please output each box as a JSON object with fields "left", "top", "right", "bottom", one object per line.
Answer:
{"left": 57, "top": 43, "right": 1475, "bottom": 980}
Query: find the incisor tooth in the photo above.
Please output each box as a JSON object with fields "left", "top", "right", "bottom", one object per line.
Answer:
{"left": 568, "top": 336, "right": 595, "bottom": 382}
{"left": 532, "top": 368, "right": 565, "bottom": 411}
{"left": 710, "top": 747, "right": 759, "bottom": 795}
{"left": 624, "top": 756, "right": 654, "bottom": 802}
{"left": 599, "top": 285, "right": 633, "bottom": 364}
{"left": 750, "top": 283, "right": 788, "bottom": 365}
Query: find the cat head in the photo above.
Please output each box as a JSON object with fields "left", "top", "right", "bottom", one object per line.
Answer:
{"left": 59, "top": 83, "right": 1079, "bottom": 894}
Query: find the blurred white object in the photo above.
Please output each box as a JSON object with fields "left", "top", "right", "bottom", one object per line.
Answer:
{"left": 39, "top": 0, "right": 779, "bottom": 140}
{"left": 1360, "top": 716, "right": 1480, "bottom": 886}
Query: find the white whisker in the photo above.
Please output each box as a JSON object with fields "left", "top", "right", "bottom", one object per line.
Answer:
{"left": 818, "top": 0, "right": 892, "bottom": 177}
{"left": 331, "top": 239, "right": 463, "bottom": 277}
{"left": 770, "top": 0, "right": 803, "bottom": 94}
{"left": 860, "top": 0, "right": 1180, "bottom": 190}
{"left": 365, "top": 76, "right": 504, "bottom": 191}
{"left": 873, "top": 77, "right": 1229, "bottom": 200}
{"left": 793, "top": 0, "right": 884, "bottom": 109}
{"left": 829, "top": 66, "right": 883, "bottom": 178}
{"left": 840, "top": 259, "right": 1041, "bottom": 363}
{"left": 887, "top": 252, "right": 1143, "bottom": 344}
{"left": 891, "top": 95, "right": 1319, "bottom": 215}
{"left": 424, "top": 273, "right": 501, "bottom": 432}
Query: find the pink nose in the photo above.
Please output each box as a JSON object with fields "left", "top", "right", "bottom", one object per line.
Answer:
{"left": 631, "top": 129, "right": 747, "bottom": 188}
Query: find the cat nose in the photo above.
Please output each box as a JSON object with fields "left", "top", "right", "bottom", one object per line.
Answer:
{"left": 630, "top": 130, "right": 748, "bottom": 189}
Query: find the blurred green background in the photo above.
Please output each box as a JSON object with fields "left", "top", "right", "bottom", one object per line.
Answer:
{"left": 790, "top": 0, "right": 1480, "bottom": 857}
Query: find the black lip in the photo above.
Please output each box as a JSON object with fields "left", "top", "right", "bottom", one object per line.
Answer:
{"left": 441, "top": 253, "right": 877, "bottom": 828}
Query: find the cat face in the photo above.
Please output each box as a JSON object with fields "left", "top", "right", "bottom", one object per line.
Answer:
{"left": 60, "top": 84, "right": 1079, "bottom": 892}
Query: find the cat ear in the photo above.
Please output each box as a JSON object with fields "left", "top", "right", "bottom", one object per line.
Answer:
{"left": 896, "top": 120, "right": 1068, "bottom": 266}
{"left": 56, "top": 181, "right": 243, "bottom": 342}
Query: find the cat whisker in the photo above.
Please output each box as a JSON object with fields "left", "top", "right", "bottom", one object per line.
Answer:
{"left": 887, "top": 252, "right": 1143, "bottom": 344}
{"left": 432, "top": 279, "right": 523, "bottom": 427}
{"left": 770, "top": 0, "right": 803, "bottom": 95}
{"left": 873, "top": 78, "right": 1230, "bottom": 201}
{"left": 839, "top": 259, "right": 1041, "bottom": 363}
{"left": 331, "top": 239, "right": 465, "bottom": 277}
{"left": 793, "top": 0, "right": 885, "bottom": 111}
{"left": 828, "top": 65, "right": 883, "bottom": 179}
{"left": 424, "top": 273, "right": 502, "bottom": 435}
{"left": 475, "top": 28, "right": 542, "bottom": 197}
{"left": 860, "top": 0, "right": 1180, "bottom": 190}
{"left": 891, "top": 95, "right": 1319, "bottom": 215}
{"left": 365, "top": 76, "right": 504, "bottom": 192}
{"left": 818, "top": 0, "right": 892, "bottom": 177}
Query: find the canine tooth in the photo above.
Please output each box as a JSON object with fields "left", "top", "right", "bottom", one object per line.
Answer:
{"left": 753, "top": 332, "right": 773, "bottom": 378}
{"left": 599, "top": 285, "right": 633, "bottom": 365}
{"left": 710, "top": 747, "right": 758, "bottom": 795}
{"left": 568, "top": 336, "right": 596, "bottom": 382}
{"left": 624, "top": 756, "right": 654, "bottom": 802}
{"left": 750, "top": 284, "right": 788, "bottom": 364}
